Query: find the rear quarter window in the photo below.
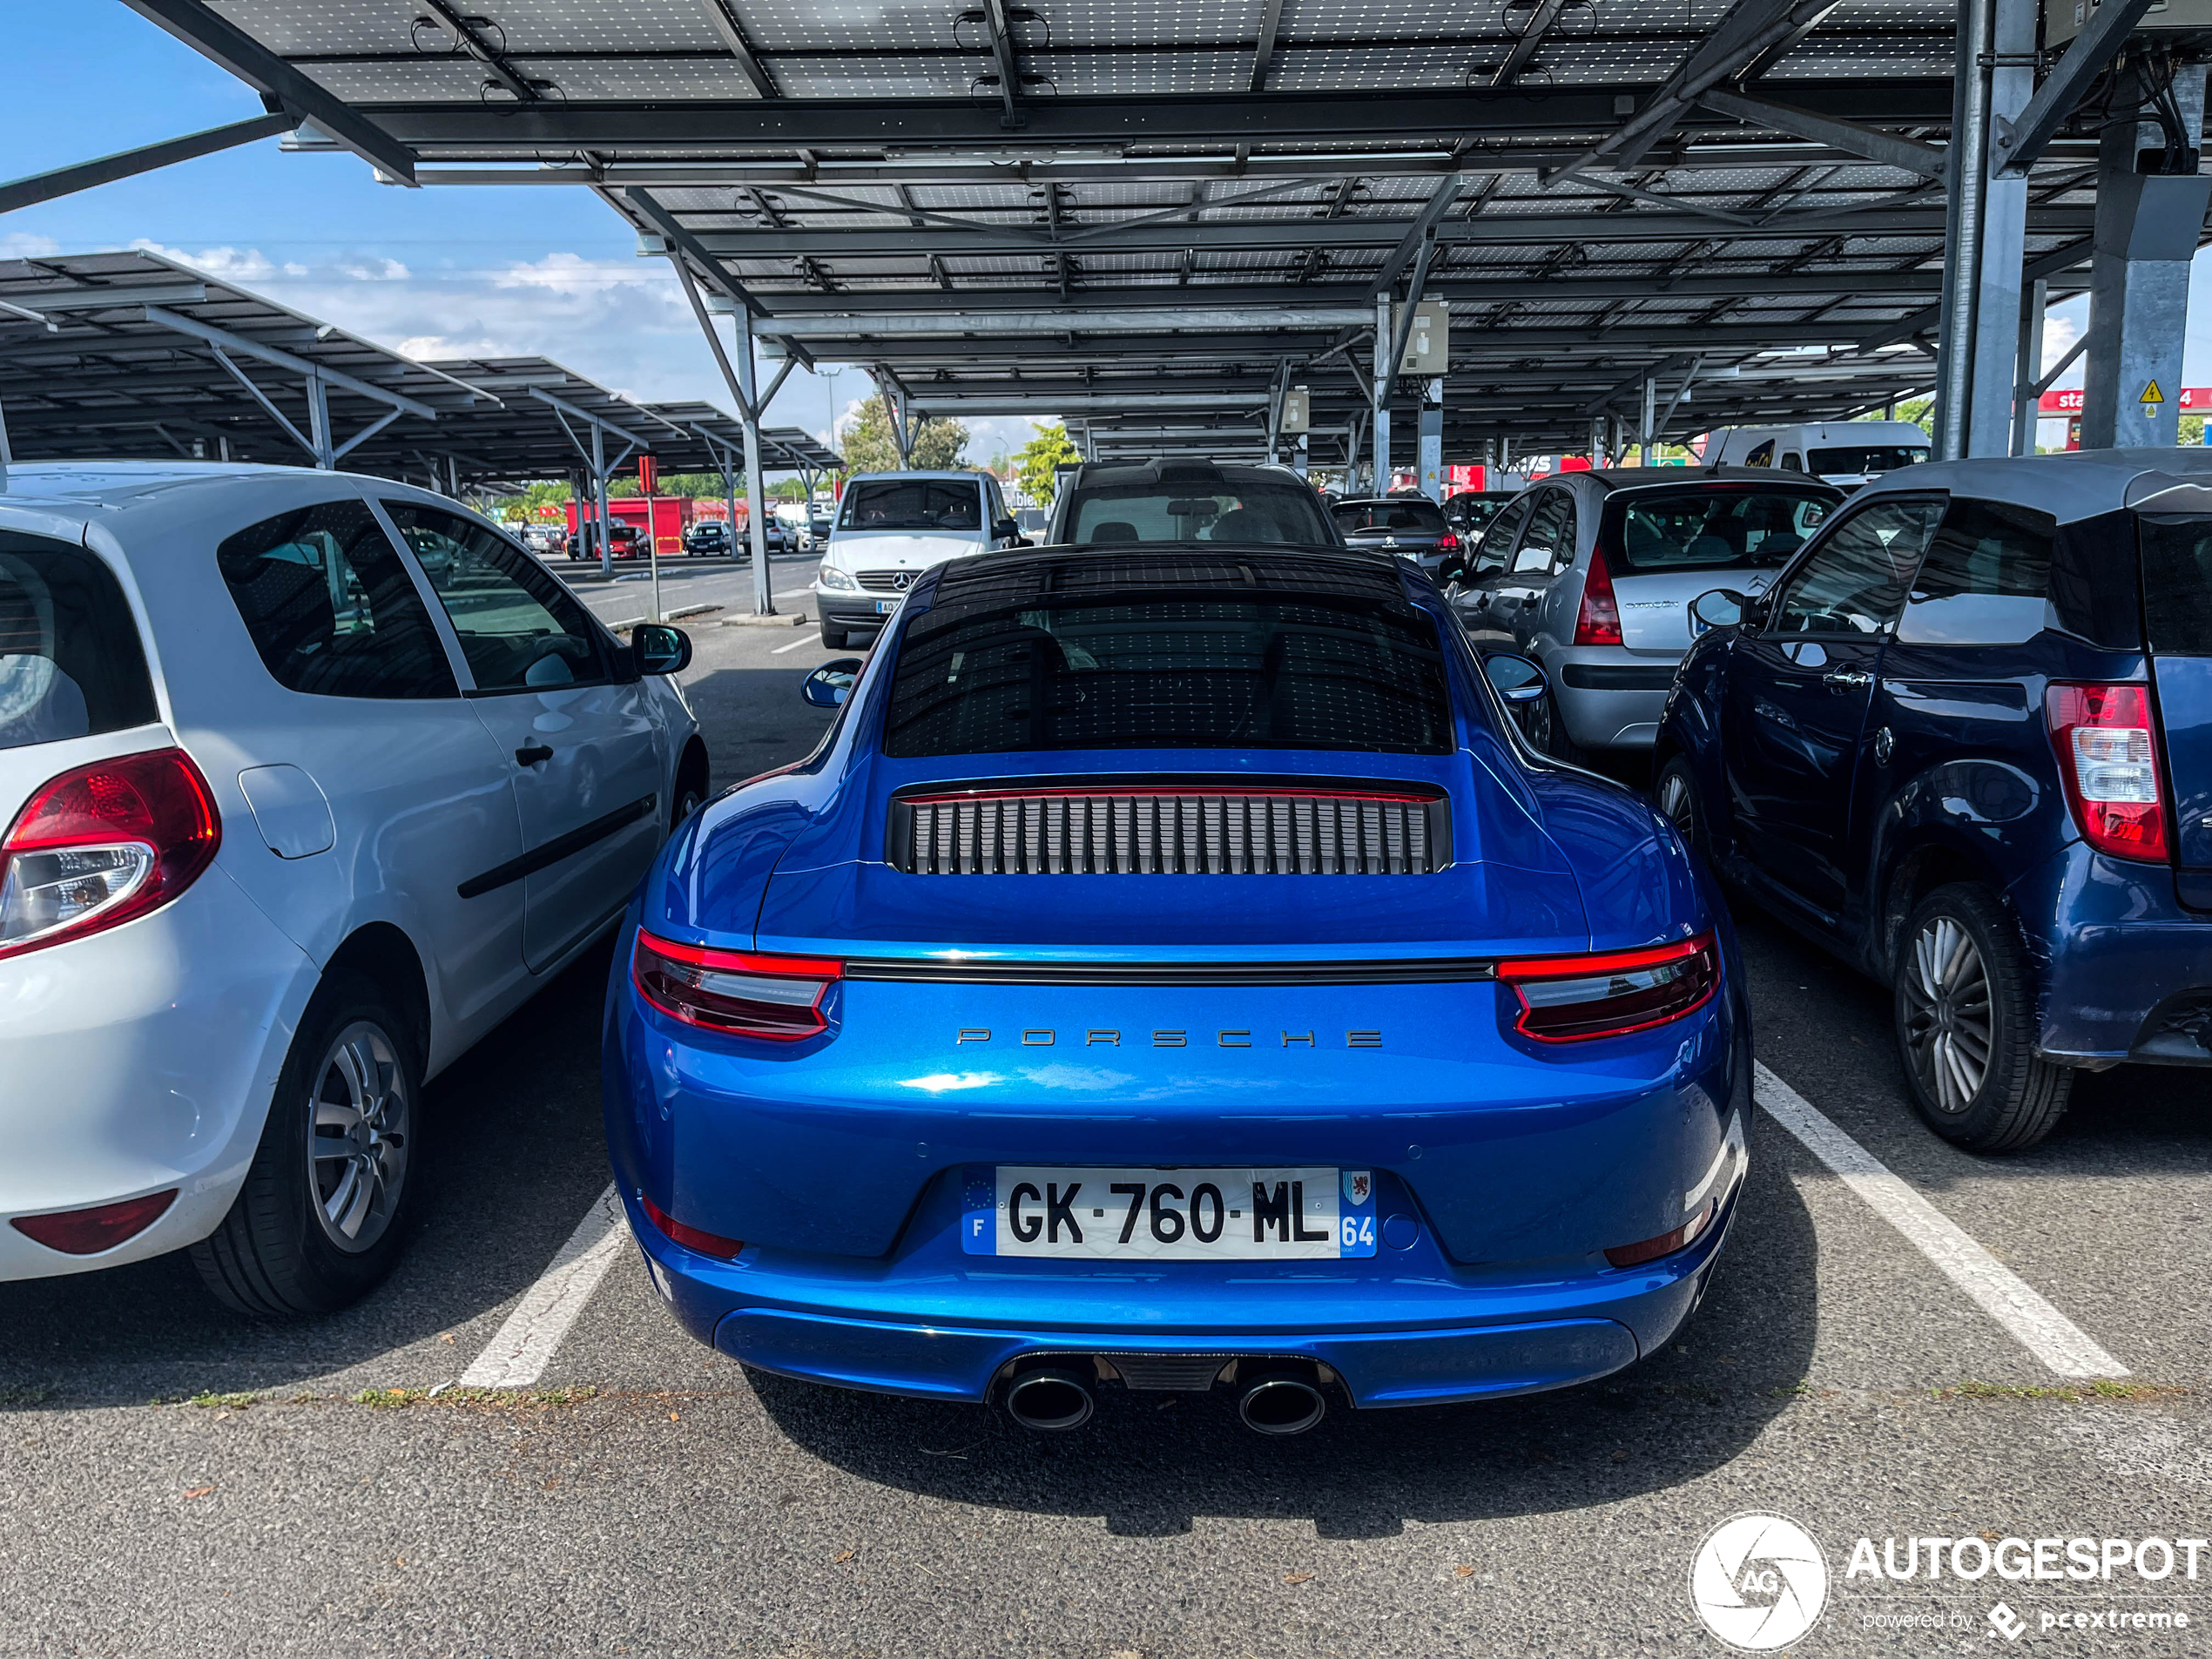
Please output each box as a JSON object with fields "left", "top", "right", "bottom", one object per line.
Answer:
{"left": 0, "top": 533, "right": 158, "bottom": 752}
{"left": 1894, "top": 497, "right": 2059, "bottom": 647}
{"left": 2140, "top": 516, "right": 2212, "bottom": 655}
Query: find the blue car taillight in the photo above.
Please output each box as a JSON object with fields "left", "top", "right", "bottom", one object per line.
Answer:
{"left": 632, "top": 928, "right": 841, "bottom": 1040}
{"left": 1497, "top": 933, "right": 1718, "bottom": 1042}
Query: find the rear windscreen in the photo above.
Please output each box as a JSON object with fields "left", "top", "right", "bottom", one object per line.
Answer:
{"left": 1452, "top": 497, "right": 1507, "bottom": 528}
{"left": 1334, "top": 501, "right": 1447, "bottom": 534}
{"left": 1066, "top": 480, "right": 1334, "bottom": 547}
{"left": 1607, "top": 487, "right": 1831, "bottom": 571}
{"left": 0, "top": 534, "right": 157, "bottom": 752}
{"left": 840, "top": 479, "right": 982, "bottom": 533}
{"left": 2141, "top": 516, "right": 2212, "bottom": 655}
{"left": 1806, "top": 444, "right": 1929, "bottom": 475}
{"left": 883, "top": 595, "right": 1453, "bottom": 757}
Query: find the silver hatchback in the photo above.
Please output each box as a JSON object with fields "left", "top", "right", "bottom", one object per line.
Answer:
{"left": 1450, "top": 468, "right": 1841, "bottom": 759}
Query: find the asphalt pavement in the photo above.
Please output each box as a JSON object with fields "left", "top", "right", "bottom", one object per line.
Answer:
{"left": 3, "top": 617, "right": 2209, "bottom": 1658}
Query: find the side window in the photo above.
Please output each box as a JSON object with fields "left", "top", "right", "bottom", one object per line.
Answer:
{"left": 1896, "top": 497, "right": 2059, "bottom": 647}
{"left": 218, "top": 498, "right": 458, "bottom": 699}
{"left": 1475, "top": 496, "right": 1530, "bottom": 573}
{"left": 381, "top": 502, "right": 610, "bottom": 693}
{"left": 1512, "top": 490, "right": 1569, "bottom": 574}
{"left": 1548, "top": 495, "right": 1580, "bottom": 575}
{"left": 0, "top": 535, "right": 158, "bottom": 749}
{"left": 1770, "top": 499, "right": 1943, "bottom": 637}
{"left": 1744, "top": 441, "right": 1776, "bottom": 469}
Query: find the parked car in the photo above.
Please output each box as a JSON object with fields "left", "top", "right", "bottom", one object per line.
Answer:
{"left": 1454, "top": 469, "right": 1842, "bottom": 759}
{"left": 0, "top": 462, "right": 707, "bottom": 1312}
{"left": 606, "top": 542, "right": 1747, "bottom": 1430}
{"left": 1703, "top": 421, "right": 1931, "bottom": 491}
{"left": 1656, "top": 449, "right": 2212, "bottom": 1152}
{"left": 1444, "top": 489, "right": 1518, "bottom": 546}
{"left": 1045, "top": 458, "right": 1341, "bottom": 550}
{"left": 567, "top": 521, "right": 645, "bottom": 561}
{"left": 815, "top": 470, "right": 1025, "bottom": 650}
{"left": 1330, "top": 496, "right": 1461, "bottom": 577}
{"left": 683, "top": 518, "right": 739, "bottom": 556}
{"left": 808, "top": 502, "right": 836, "bottom": 544}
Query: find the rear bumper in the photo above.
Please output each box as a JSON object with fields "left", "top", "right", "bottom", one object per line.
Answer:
{"left": 1539, "top": 646, "right": 1682, "bottom": 751}
{"left": 2013, "top": 843, "right": 2212, "bottom": 1064}
{"left": 623, "top": 1171, "right": 1741, "bottom": 1408}
{"left": 0, "top": 865, "right": 314, "bottom": 1280}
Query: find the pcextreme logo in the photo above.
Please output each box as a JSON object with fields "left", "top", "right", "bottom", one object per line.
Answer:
{"left": 1689, "top": 1512, "right": 1830, "bottom": 1651}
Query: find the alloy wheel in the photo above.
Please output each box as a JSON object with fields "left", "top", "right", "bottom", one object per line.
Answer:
{"left": 1900, "top": 916, "right": 1993, "bottom": 1115}
{"left": 307, "top": 1021, "right": 410, "bottom": 1252}
{"left": 1656, "top": 768, "right": 1695, "bottom": 838}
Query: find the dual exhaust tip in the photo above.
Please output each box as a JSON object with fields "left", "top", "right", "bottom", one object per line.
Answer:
{"left": 1001, "top": 1363, "right": 1328, "bottom": 1436}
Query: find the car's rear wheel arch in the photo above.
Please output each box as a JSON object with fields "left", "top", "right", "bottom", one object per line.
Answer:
{"left": 1879, "top": 840, "right": 2004, "bottom": 984}
{"left": 324, "top": 922, "right": 432, "bottom": 1075}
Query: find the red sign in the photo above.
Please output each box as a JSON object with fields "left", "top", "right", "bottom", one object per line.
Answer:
{"left": 2040, "top": 387, "right": 2212, "bottom": 414}
{"left": 637, "top": 455, "right": 658, "bottom": 495}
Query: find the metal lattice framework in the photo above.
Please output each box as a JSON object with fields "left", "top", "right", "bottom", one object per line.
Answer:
{"left": 109, "top": 1, "right": 2201, "bottom": 468}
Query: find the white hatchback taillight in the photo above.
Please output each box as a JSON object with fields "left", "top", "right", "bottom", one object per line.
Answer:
{"left": 0, "top": 748, "right": 222, "bottom": 960}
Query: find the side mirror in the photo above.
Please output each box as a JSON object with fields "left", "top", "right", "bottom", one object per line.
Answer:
{"left": 1689, "top": 590, "right": 1747, "bottom": 635}
{"left": 801, "top": 657, "right": 865, "bottom": 708}
{"left": 995, "top": 516, "right": 1021, "bottom": 542}
{"left": 631, "top": 623, "right": 692, "bottom": 676}
{"left": 1482, "top": 651, "right": 1548, "bottom": 706}
{"left": 1436, "top": 554, "right": 1468, "bottom": 584}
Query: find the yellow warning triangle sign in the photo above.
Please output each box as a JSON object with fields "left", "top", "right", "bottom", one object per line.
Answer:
{"left": 2141, "top": 379, "right": 2166, "bottom": 405}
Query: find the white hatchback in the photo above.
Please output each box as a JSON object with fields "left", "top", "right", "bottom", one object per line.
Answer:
{"left": 0, "top": 463, "right": 706, "bottom": 1313}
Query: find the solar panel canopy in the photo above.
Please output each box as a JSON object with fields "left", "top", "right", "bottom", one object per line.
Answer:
{"left": 124, "top": 1, "right": 2138, "bottom": 456}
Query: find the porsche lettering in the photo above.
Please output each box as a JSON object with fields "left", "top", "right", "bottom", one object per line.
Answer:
{"left": 954, "top": 1028, "right": 1383, "bottom": 1048}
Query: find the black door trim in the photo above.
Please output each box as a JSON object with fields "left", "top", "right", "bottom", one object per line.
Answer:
{"left": 458, "top": 793, "right": 657, "bottom": 899}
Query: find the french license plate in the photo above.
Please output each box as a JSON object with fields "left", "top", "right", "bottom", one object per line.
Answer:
{"left": 962, "top": 1165, "right": 1376, "bottom": 1260}
{"left": 873, "top": 597, "right": 901, "bottom": 615}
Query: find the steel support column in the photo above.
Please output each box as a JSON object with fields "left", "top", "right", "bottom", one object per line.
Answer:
{"left": 2079, "top": 63, "right": 2212, "bottom": 449}
{"left": 591, "top": 420, "right": 612, "bottom": 578}
{"left": 2012, "top": 277, "right": 2048, "bottom": 455}
{"left": 738, "top": 314, "right": 773, "bottom": 616}
{"left": 1371, "top": 293, "right": 1391, "bottom": 491}
{"left": 1639, "top": 373, "right": 1657, "bottom": 464}
{"left": 1935, "top": 0, "right": 2035, "bottom": 458}
{"left": 1419, "top": 377, "right": 1443, "bottom": 502}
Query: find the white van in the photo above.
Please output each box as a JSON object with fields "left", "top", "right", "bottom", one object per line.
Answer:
{"left": 1703, "top": 421, "right": 1930, "bottom": 489}
{"left": 812, "top": 471, "right": 1022, "bottom": 648}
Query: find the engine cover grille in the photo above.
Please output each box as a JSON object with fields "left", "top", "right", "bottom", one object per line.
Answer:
{"left": 888, "top": 782, "right": 1450, "bottom": 875}
{"left": 856, "top": 570, "right": 912, "bottom": 592}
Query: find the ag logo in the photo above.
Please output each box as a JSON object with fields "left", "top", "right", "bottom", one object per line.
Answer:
{"left": 1689, "top": 1513, "right": 1828, "bottom": 1651}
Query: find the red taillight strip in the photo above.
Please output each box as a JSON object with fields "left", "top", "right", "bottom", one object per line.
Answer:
{"left": 633, "top": 932, "right": 844, "bottom": 981}
{"left": 631, "top": 928, "right": 841, "bottom": 1041}
{"left": 1495, "top": 934, "right": 1710, "bottom": 982}
{"left": 640, "top": 1194, "right": 745, "bottom": 1260}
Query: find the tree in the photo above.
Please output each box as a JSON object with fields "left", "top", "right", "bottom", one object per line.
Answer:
{"left": 840, "top": 393, "right": 968, "bottom": 473}
{"left": 1016, "top": 421, "right": 1082, "bottom": 504}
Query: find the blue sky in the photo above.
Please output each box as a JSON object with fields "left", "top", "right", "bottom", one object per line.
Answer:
{"left": 2, "top": 7, "right": 1042, "bottom": 465}
{"left": 9, "top": 8, "right": 2209, "bottom": 459}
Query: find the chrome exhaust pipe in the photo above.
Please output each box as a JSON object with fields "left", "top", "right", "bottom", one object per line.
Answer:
{"left": 1237, "top": 1371, "right": 1327, "bottom": 1436}
{"left": 1002, "top": 1367, "right": 1095, "bottom": 1432}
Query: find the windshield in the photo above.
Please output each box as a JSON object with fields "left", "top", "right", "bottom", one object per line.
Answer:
{"left": 1608, "top": 487, "right": 1833, "bottom": 572}
{"left": 1063, "top": 479, "right": 1334, "bottom": 547}
{"left": 1334, "top": 501, "right": 1447, "bottom": 535}
{"left": 1451, "top": 497, "right": 1507, "bottom": 529}
{"left": 839, "top": 479, "right": 983, "bottom": 534}
{"left": 884, "top": 594, "right": 1452, "bottom": 757}
{"left": 1806, "top": 445, "right": 1929, "bottom": 475}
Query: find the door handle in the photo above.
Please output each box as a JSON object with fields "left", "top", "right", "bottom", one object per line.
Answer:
{"left": 515, "top": 743, "right": 554, "bottom": 766}
{"left": 1823, "top": 669, "right": 1872, "bottom": 691}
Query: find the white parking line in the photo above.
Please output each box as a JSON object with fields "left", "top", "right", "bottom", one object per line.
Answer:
{"left": 770, "top": 636, "right": 810, "bottom": 655}
{"left": 1754, "top": 1062, "right": 2127, "bottom": 1379}
{"left": 457, "top": 1184, "right": 629, "bottom": 1389}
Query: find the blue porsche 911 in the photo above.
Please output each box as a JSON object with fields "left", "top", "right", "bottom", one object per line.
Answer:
{"left": 603, "top": 544, "right": 1749, "bottom": 1433}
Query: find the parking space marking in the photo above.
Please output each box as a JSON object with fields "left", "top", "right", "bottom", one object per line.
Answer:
{"left": 771, "top": 637, "right": 810, "bottom": 654}
{"left": 1754, "top": 1062, "right": 2127, "bottom": 1379}
{"left": 457, "top": 1184, "right": 629, "bottom": 1389}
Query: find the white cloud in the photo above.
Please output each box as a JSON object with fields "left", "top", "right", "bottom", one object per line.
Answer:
{"left": 496, "top": 251, "right": 670, "bottom": 295}
{"left": 0, "top": 232, "right": 60, "bottom": 260}
{"left": 338, "top": 257, "right": 410, "bottom": 281}
{"left": 129, "top": 239, "right": 306, "bottom": 280}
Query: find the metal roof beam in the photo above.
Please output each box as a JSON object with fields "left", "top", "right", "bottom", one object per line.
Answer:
{"left": 0, "top": 281, "right": 211, "bottom": 314}
{"left": 528, "top": 386, "right": 657, "bottom": 455}
{"left": 1699, "top": 89, "right": 1949, "bottom": 178}
{"left": 698, "top": 0, "right": 780, "bottom": 98}
{"left": 1993, "top": 0, "right": 2158, "bottom": 173}
{"left": 1493, "top": 0, "right": 1573, "bottom": 85}
{"left": 1248, "top": 0, "right": 1286, "bottom": 91}
{"left": 0, "top": 113, "right": 299, "bottom": 216}
{"left": 414, "top": 0, "right": 540, "bottom": 102}
{"left": 1548, "top": 0, "right": 1839, "bottom": 184}
{"left": 136, "top": 307, "right": 442, "bottom": 418}
{"left": 117, "top": 0, "right": 418, "bottom": 184}
{"left": 1367, "top": 178, "right": 1467, "bottom": 297}
{"left": 361, "top": 82, "right": 1957, "bottom": 152}
{"left": 752, "top": 306, "right": 1375, "bottom": 336}
{"left": 678, "top": 204, "right": 2086, "bottom": 255}
{"left": 977, "top": 0, "right": 1028, "bottom": 128}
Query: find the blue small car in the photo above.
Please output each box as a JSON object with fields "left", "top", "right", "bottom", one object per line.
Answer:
{"left": 1656, "top": 449, "right": 2212, "bottom": 1154}
{"left": 604, "top": 543, "right": 1747, "bottom": 1431}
